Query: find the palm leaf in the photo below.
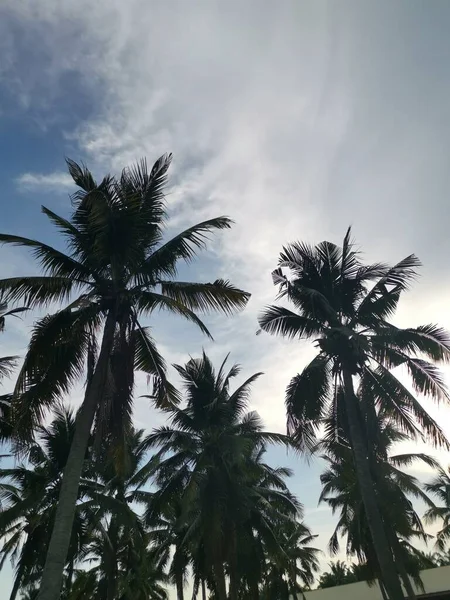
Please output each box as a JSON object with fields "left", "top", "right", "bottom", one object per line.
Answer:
{"left": 134, "top": 291, "right": 212, "bottom": 339}
{"left": 285, "top": 354, "right": 331, "bottom": 450}
{"left": 0, "top": 276, "right": 75, "bottom": 308}
{"left": 258, "top": 306, "right": 324, "bottom": 339}
{"left": 159, "top": 279, "right": 250, "bottom": 315}
{"left": 133, "top": 322, "right": 180, "bottom": 407}
{"left": 0, "top": 234, "right": 93, "bottom": 282}
{"left": 140, "top": 217, "right": 233, "bottom": 281}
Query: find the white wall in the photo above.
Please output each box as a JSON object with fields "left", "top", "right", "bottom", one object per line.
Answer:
{"left": 296, "top": 566, "right": 450, "bottom": 600}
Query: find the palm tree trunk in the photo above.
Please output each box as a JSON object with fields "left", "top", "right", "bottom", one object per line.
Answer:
{"left": 9, "top": 560, "right": 25, "bottom": 600}
{"left": 201, "top": 579, "right": 207, "bottom": 600}
{"left": 106, "top": 519, "right": 118, "bottom": 600}
{"left": 175, "top": 568, "right": 185, "bottom": 600}
{"left": 66, "top": 557, "right": 75, "bottom": 594}
{"left": 37, "top": 310, "right": 117, "bottom": 600}
{"left": 342, "top": 370, "right": 404, "bottom": 600}
{"left": 388, "top": 533, "right": 417, "bottom": 600}
{"left": 213, "top": 556, "right": 227, "bottom": 600}
{"left": 380, "top": 581, "right": 389, "bottom": 600}
{"left": 228, "top": 526, "right": 238, "bottom": 600}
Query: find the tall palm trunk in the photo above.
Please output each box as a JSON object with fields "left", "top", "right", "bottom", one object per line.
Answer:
{"left": 342, "top": 370, "right": 404, "bottom": 600}
{"left": 173, "top": 547, "right": 185, "bottom": 600}
{"left": 213, "top": 555, "right": 227, "bottom": 600}
{"left": 9, "top": 559, "right": 25, "bottom": 600}
{"left": 106, "top": 519, "right": 119, "bottom": 600}
{"left": 175, "top": 567, "right": 184, "bottom": 600}
{"left": 380, "top": 582, "right": 389, "bottom": 600}
{"left": 388, "top": 532, "right": 417, "bottom": 600}
{"left": 201, "top": 579, "right": 207, "bottom": 600}
{"left": 228, "top": 526, "right": 238, "bottom": 600}
{"left": 37, "top": 310, "right": 117, "bottom": 600}
{"left": 66, "top": 557, "right": 75, "bottom": 594}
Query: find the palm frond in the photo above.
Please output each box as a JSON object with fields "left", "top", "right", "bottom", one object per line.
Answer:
{"left": 133, "top": 322, "right": 180, "bottom": 407}
{"left": 0, "top": 356, "right": 18, "bottom": 380}
{"left": 0, "top": 276, "right": 75, "bottom": 308}
{"left": 258, "top": 306, "right": 324, "bottom": 339}
{"left": 356, "top": 254, "right": 421, "bottom": 320}
{"left": 0, "top": 234, "right": 94, "bottom": 282}
{"left": 141, "top": 217, "right": 233, "bottom": 280}
{"left": 159, "top": 279, "right": 250, "bottom": 315}
{"left": 134, "top": 291, "right": 212, "bottom": 339}
{"left": 285, "top": 354, "right": 331, "bottom": 451}
{"left": 12, "top": 306, "right": 99, "bottom": 436}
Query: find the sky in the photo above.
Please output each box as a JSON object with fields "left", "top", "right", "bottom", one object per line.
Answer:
{"left": 1, "top": 0, "right": 450, "bottom": 596}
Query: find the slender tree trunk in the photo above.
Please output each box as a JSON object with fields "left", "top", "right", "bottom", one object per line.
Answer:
{"left": 175, "top": 567, "right": 185, "bottom": 600}
{"left": 37, "top": 310, "right": 117, "bottom": 600}
{"left": 228, "top": 526, "right": 238, "bottom": 600}
{"left": 251, "top": 581, "right": 259, "bottom": 600}
{"left": 66, "top": 557, "right": 75, "bottom": 594}
{"left": 380, "top": 581, "right": 389, "bottom": 600}
{"left": 106, "top": 519, "right": 118, "bottom": 600}
{"left": 201, "top": 579, "right": 207, "bottom": 600}
{"left": 9, "top": 560, "right": 25, "bottom": 600}
{"left": 342, "top": 370, "right": 404, "bottom": 600}
{"left": 399, "top": 572, "right": 416, "bottom": 600}
{"left": 213, "top": 555, "right": 227, "bottom": 600}
{"left": 388, "top": 532, "right": 417, "bottom": 600}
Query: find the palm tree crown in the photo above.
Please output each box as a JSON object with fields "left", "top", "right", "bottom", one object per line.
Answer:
{"left": 259, "top": 227, "right": 450, "bottom": 451}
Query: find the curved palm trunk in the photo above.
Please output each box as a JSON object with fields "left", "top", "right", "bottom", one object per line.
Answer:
{"left": 342, "top": 370, "right": 404, "bottom": 600}
{"left": 37, "top": 310, "right": 117, "bottom": 600}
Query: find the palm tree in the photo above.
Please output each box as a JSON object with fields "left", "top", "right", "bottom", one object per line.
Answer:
{"left": 424, "top": 465, "right": 450, "bottom": 551}
{"left": 319, "top": 408, "right": 435, "bottom": 598}
{"left": 0, "top": 154, "right": 249, "bottom": 600}
{"left": 0, "top": 300, "right": 27, "bottom": 441}
{"left": 144, "top": 353, "right": 291, "bottom": 600}
{"left": 258, "top": 228, "right": 450, "bottom": 599}
{"left": 0, "top": 407, "right": 90, "bottom": 600}
{"left": 79, "top": 427, "right": 159, "bottom": 600}
{"left": 318, "top": 560, "right": 356, "bottom": 589}
{"left": 260, "top": 519, "right": 320, "bottom": 599}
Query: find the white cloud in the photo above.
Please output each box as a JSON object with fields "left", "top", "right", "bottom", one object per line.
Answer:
{"left": 15, "top": 171, "right": 73, "bottom": 191}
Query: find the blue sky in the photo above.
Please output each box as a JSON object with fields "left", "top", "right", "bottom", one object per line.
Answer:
{"left": 1, "top": 0, "right": 450, "bottom": 596}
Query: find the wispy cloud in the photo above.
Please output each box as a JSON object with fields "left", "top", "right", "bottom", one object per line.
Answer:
{"left": 15, "top": 171, "right": 73, "bottom": 191}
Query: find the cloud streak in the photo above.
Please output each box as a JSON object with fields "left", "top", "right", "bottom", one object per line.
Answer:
{"left": 15, "top": 171, "right": 74, "bottom": 191}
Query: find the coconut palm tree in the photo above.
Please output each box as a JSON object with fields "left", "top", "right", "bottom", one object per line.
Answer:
{"left": 79, "top": 426, "right": 159, "bottom": 600}
{"left": 143, "top": 353, "right": 292, "bottom": 600}
{"left": 0, "top": 407, "right": 91, "bottom": 600}
{"left": 0, "top": 300, "right": 27, "bottom": 441}
{"left": 0, "top": 154, "right": 249, "bottom": 600}
{"left": 318, "top": 560, "right": 356, "bottom": 589}
{"left": 424, "top": 465, "right": 450, "bottom": 551}
{"left": 319, "top": 415, "right": 435, "bottom": 598}
{"left": 259, "top": 519, "right": 320, "bottom": 599}
{"left": 258, "top": 228, "right": 450, "bottom": 599}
